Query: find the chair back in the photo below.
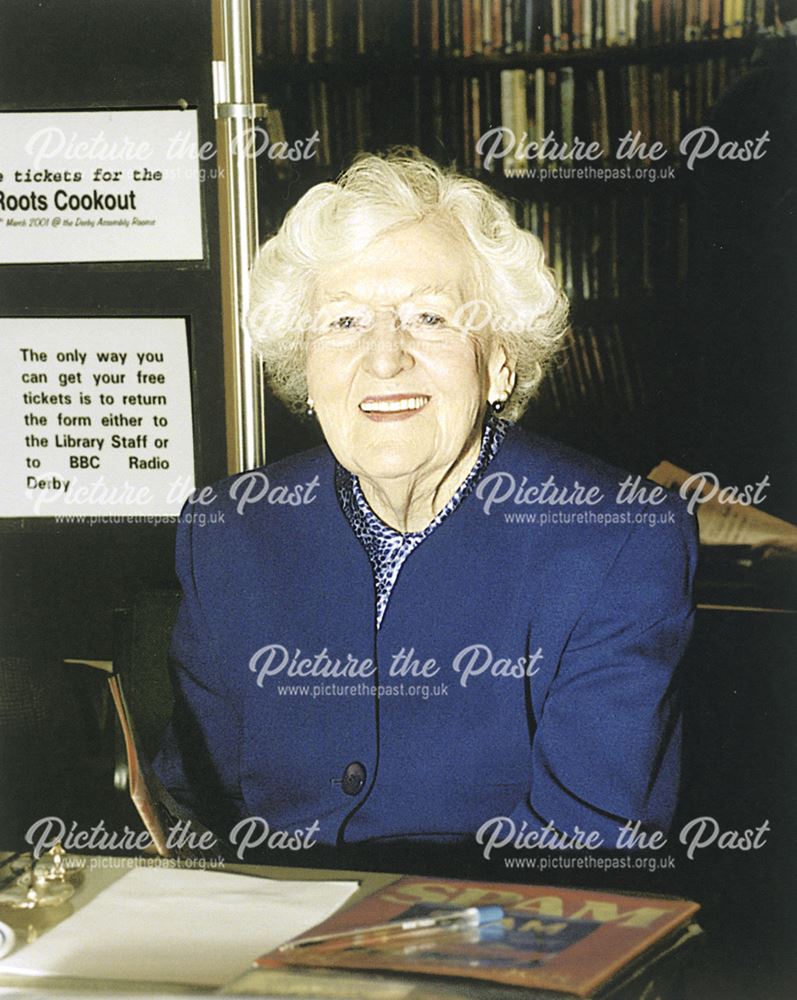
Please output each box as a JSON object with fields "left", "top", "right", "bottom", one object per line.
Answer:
{"left": 113, "top": 589, "right": 182, "bottom": 762}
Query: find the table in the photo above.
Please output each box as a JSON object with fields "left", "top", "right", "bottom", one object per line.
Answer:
{"left": 0, "top": 853, "right": 702, "bottom": 1000}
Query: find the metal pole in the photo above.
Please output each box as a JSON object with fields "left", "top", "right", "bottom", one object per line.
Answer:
{"left": 214, "top": 0, "right": 267, "bottom": 472}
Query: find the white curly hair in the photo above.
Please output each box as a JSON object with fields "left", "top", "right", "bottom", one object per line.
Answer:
{"left": 247, "top": 150, "right": 569, "bottom": 422}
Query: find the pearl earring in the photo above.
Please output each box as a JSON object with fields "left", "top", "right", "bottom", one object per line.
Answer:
{"left": 306, "top": 398, "right": 315, "bottom": 417}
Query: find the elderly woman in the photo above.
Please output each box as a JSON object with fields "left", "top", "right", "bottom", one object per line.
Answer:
{"left": 154, "top": 152, "right": 697, "bottom": 858}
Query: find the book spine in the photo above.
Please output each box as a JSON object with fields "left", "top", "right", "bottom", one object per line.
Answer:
{"left": 307, "top": 0, "right": 318, "bottom": 62}
{"left": 639, "top": 63, "right": 651, "bottom": 144}
{"left": 524, "top": 0, "right": 534, "bottom": 51}
{"left": 699, "top": 0, "right": 710, "bottom": 36}
{"left": 617, "top": 0, "right": 627, "bottom": 45}
{"left": 673, "top": 0, "right": 684, "bottom": 40}
{"left": 561, "top": 0, "right": 572, "bottom": 49}
{"left": 734, "top": 0, "right": 744, "bottom": 37}
{"left": 500, "top": 68, "right": 514, "bottom": 173}
{"left": 451, "top": 0, "right": 462, "bottom": 54}
{"left": 708, "top": 0, "right": 720, "bottom": 36}
{"left": 474, "top": 0, "right": 484, "bottom": 51}
{"left": 542, "top": 0, "right": 553, "bottom": 50}
{"left": 325, "top": 0, "right": 336, "bottom": 56}
{"left": 289, "top": 0, "right": 298, "bottom": 56}
{"left": 462, "top": 0, "right": 473, "bottom": 55}
{"left": 483, "top": 0, "right": 494, "bottom": 52}
{"left": 472, "top": 76, "right": 483, "bottom": 168}
{"left": 606, "top": 0, "right": 617, "bottom": 45}
{"left": 526, "top": 69, "right": 536, "bottom": 147}
{"left": 596, "top": 67, "right": 609, "bottom": 158}
{"left": 561, "top": 65, "right": 575, "bottom": 150}
{"left": 594, "top": 0, "right": 605, "bottom": 45}
{"left": 513, "top": 0, "right": 525, "bottom": 49}
{"left": 461, "top": 74, "right": 472, "bottom": 168}
{"left": 356, "top": 0, "right": 365, "bottom": 54}
{"left": 513, "top": 68, "right": 528, "bottom": 165}
{"left": 572, "top": 0, "right": 583, "bottom": 47}
{"left": 320, "top": 80, "right": 331, "bottom": 164}
{"left": 411, "top": 0, "right": 420, "bottom": 52}
{"left": 535, "top": 65, "right": 546, "bottom": 160}
{"left": 685, "top": 0, "right": 699, "bottom": 39}
{"left": 491, "top": 0, "right": 504, "bottom": 52}
{"left": 443, "top": 0, "right": 452, "bottom": 53}
{"left": 254, "top": 0, "right": 264, "bottom": 57}
{"left": 628, "top": 0, "right": 639, "bottom": 43}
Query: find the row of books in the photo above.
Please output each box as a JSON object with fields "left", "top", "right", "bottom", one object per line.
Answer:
{"left": 534, "top": 321, "right": 647, "bottom": 416}
{"left": 516, "top": 193, "right": 688, "bottom": 305}
{"left": 255, "top": 0, "right": 774, "bottom": 62}
{"left": 489, "top": 50, "right": 747, "bottom": 172}
{"left": 257, "top": 50, "right": 748, "bottom": 173}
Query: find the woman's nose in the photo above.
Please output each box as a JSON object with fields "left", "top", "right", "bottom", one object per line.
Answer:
{"left": 361, "top": 317, "right": 414, "bottom": 378}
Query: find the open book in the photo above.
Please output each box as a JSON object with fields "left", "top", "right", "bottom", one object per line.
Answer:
{"left": 648, "top": 461, "right": 797, "bottom": 548}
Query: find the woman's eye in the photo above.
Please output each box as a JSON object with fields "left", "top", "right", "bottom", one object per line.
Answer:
{"left": 415, "top": 313, "right": 445, "bottom": 326}
{"left": 331, "top": 315, "right": 359, "bottom": 330}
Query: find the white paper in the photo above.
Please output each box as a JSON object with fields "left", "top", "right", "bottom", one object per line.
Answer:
{"left": 0, "top": 867, "right": 359, "bottom": 987}
{"left": 0, "top": 110, "right": 204, "bottom": 263}
{"left": 0, "top": 317, "right": 195, "bottom": 518}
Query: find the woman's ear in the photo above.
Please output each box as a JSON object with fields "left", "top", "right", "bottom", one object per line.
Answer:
{"left": 486, "top": 342, "right": 516, "bottom": 404}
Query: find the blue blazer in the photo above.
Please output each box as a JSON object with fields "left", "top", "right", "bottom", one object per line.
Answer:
{"left": 154, "top": 426, "right": 697, "bottom": 851}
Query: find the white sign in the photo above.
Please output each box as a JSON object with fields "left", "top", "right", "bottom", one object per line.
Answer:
{"left": 0, "top": 318, "right": 196, "bottom": 518}
{"left": 0, "top": 110, "right": 204, "bottom": 262}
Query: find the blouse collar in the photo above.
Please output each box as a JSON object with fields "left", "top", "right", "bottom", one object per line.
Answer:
{"left": 335, "top": 415, "right": 510, "bottom": 627}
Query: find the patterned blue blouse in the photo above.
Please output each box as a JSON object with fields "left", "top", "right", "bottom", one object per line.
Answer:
{"left": 335, "top": 416, "right": 510, "bottom": 628}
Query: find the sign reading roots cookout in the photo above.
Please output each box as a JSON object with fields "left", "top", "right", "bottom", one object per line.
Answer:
{"left": 0, "top": 109, "right": 204, "bottom": 263}
{"left": 0, "top": 318, "right": 196, "bottom": 518}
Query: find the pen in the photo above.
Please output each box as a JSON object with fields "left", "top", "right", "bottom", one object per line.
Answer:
{"left": 398, "top": 921, "right": 507, "bottom": 957}
{"left": 278, "top": 905, "right": 505, "bottom": 952}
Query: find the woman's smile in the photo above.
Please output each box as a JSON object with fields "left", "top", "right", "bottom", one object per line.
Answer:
{"left": 358, "top": 393, "right": 431, "bottom": 420}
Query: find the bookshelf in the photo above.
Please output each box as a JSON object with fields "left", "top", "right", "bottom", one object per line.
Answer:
{"left": 251, "top": 0, "right": 773, "bottom": 473}
{"left": 254, "top": 1, "right": 772, "bottom": 59}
